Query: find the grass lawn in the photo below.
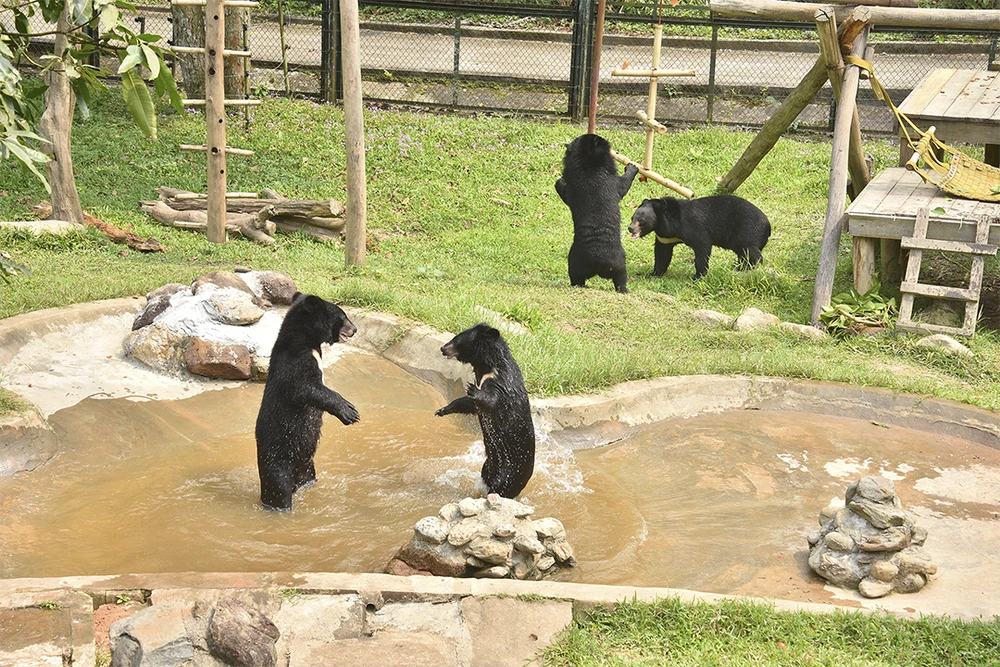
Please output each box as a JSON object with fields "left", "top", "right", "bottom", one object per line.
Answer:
{"left": 2, "top": 90, "right": 999, "bottom": 413}
{"left": 539, "top": 597, "right": 1000, "bottom": 667}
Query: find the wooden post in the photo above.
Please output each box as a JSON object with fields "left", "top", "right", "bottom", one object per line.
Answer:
{"left": 815, "top": 8, "right": 871, "bottom": 196}
{"left": 587, "top": 0, "right": 607, "bottom": 134}
{"left": 811, "top": 23, "right": 870, "bottom": 325}
{"left": 341, "top": 0, "right": 366, "bottom": 266}
{"left": 205, "top": 0, "right": 228, "bottom": 243}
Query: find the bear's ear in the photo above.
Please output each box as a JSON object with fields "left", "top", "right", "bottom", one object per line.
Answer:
{"left": 292, "top": 291, "right": 305, "bottom": 304}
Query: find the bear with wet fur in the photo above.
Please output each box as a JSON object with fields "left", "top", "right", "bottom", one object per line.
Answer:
{"left": 255, "top": 292, "right": 360, "bottom": 511}
{"left": 628, "top": 194, "right": 771, "bottom": 279}
{"left": 434, "top": 323, "right": 535, "bottom": 499}
{"left": 556, "top": 133, "right": 639, "bottom": 293}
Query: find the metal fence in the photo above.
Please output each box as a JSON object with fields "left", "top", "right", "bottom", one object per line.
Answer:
{"left": 134, "top": 1, "right": 999, "bottom": 134}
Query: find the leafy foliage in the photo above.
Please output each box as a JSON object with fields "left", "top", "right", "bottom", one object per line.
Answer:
{"left": 0, "top": 0, "right": 182, "bottom": 187}
{"left": 820, "top": 283, "right": 898, "bottom": 337}
{"left": 0, "top": 249, "right": 31, "bottom": 284}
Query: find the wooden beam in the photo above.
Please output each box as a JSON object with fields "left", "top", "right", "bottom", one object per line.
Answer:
{"left": 710, "top": 0, "right": 1000, "bottom": 30}
{"left": 811, "top": 23, "right": 870, "bottom": 326}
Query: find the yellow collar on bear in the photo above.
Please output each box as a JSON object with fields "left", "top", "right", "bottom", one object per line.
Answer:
{"left": 655, "top": 234, "right": 683, "bottom": 244}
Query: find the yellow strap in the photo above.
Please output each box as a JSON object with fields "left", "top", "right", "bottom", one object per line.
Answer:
{"left": 655, "top": 234, "right": 682, "bottom": 244}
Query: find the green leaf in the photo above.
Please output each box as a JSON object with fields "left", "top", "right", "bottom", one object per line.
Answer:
{"left": 99, "top": 4, "right": 120, "bottom": 33}
{"left": 117, "top": 45, "right": 143, "bottom": 74}
{"left": 931, "top": 206, "right": 946, "bottom": 215}
{"left": 140, "top": 44, "right": 159, "bottom": 80}
{"left": 2, "top": 137, "right": 51, "bottom": 192}
{"left": 71, "top": 77, "right": 92, "bottom": 119}
{"left": 135, "top": 34, "right": 163, "bottom": 43}
{"left": 120, "top": 69, "right": 156, "bottom": 139}
{"left": 156, "top": 66, "right": 184, "bottom": 113}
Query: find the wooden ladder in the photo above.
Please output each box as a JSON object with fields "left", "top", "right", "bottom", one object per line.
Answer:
{"left": 896, "top": 207, "right": 997, "bottom": 338}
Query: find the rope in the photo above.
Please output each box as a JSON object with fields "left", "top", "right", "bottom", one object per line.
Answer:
{"left": 846, "top": 56, "right": 1000, "bottom": 203}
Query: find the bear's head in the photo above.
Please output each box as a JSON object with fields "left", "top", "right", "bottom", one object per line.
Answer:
{"left": 629, "top": 199, "right": 661, "bottom": 239}
{"left": 440, "top": 323, "right": 505, "bottom": 371}
{"left": 289, "top": 292, "right": 357, "bottom": 347}
{"left": 564, "top": 133, "right": 614, "bottom": 173}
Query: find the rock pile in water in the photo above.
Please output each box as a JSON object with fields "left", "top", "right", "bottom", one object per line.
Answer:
{"left": 387, "top": 494, "right": 576, "bottom": 580}
{"left": 807, "top": 475, "right": 937, "bottom": 598}
{"left": 123, "top": 270, "right": 297, "bottom": 381}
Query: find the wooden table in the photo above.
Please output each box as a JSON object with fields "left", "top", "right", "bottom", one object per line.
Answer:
{"left": 846, "top": 168, "right": 1000, "bottom": 293}
{"left": 896, "top": 68, "right": 1000, "bottom": 167}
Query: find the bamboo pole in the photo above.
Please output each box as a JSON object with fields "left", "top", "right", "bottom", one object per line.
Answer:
{"left": 710, "top": 0, "right": 1000, "bottom": 30}
{"left": 611, "top": 150, "right": 695, "bottom": 199}
{"left": 341, "top": 0, "right": 367, "bottom": 266}
{"left": 811, "top": 23, "right": 870, "bottom": 326}
{"left": 204, "top": 0, "right": 227, "bottom": 242}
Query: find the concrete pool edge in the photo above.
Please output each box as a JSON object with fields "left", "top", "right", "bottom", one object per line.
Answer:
{"left": 2, "top": 296, "right": 999, "bottom": 453}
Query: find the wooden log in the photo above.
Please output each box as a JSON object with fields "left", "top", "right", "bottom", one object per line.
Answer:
{"left": 816, "top": 9, "right": 870, "bottom": 198}
{"left": 157, "top": 187, "right": 345, "bottom": 218}
{"left": 853, "top": 237, "right": 876, "bottom": 295}
{"left": 710, "top": 0, "right": 1000, "bottom": 30}
{"left": 717, "top": 58, "right": 827, "bottom": 192}
{"left": 811, "top": 23, "right": 870, "bottom": 326}
{"left": 272, "top": 216, "right": 345, "bottom": 232}
{"left": 274, "top": 219, "right": 342, "bottom": 242}
{"left": 824, "top": 0, "right": 916, "bottom": 6}
{"left": 141, "top": 201, "right": 276, "bottom": 245}
{"left": 34, "top": 201, "right": 166, "bottom": 252}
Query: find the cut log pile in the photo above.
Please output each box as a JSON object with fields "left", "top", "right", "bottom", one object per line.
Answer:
{"left": 140, "top": 187, "right": 346, "bottom": 245}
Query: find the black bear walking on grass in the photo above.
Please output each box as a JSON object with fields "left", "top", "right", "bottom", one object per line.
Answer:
{"left": 255, "top": 293, "right": 360, "bottom": 511}
{"left": 628, "top": 194, "right": 771, "bottom": 279}
{"left": 556, "top": 133, "right": 639, "bottom": 293}
{"left": 434, "top": 323, "right": 535, "bottom": 499}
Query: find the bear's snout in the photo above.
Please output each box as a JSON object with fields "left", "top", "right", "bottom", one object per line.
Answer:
{"left": 339, "top": 319, "right": 357, "bottom": 342}
{"left": 440, "top": 342, "right": 458, "bottom": 359}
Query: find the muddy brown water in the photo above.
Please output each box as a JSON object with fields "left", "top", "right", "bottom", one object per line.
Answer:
{"left": 2, "top": 350, "right": 999, "bottom": 605}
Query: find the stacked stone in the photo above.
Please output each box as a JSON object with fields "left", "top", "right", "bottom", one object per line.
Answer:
{"left": 123, "top": 270, "right": 297, "bottom": 381}
{"left": 389, "top": 494, "right": 576, "bottom": 580}
{"left": 807, "top": 476, "right": 938, "bottom": 599}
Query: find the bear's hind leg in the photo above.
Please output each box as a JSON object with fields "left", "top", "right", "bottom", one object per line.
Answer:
{"left": 293, "top": 457, "right": 317, "bottom": 491}
{"left": 260, "top": 467, "right": 295, "bottom": 511}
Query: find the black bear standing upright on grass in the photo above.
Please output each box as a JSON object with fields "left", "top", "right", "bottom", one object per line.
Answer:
{"left": 628, "top": 194, "right": 771, "bottom": 279}
{"left": 434, "top": 323, "right": 535, "bottom": 499}
{"left": 556, "top": 133, "right": 639, "bottom": 293}
{"left": 255, "top": 293, "right": 360, "bottom": 511}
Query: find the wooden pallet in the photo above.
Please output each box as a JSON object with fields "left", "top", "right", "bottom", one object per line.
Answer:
{"left": 896, "top": 207, "right": 997, "bottom": 337}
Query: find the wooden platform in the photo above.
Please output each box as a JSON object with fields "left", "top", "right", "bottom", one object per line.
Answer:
{"left": 897, "top": 68, "right": 1000, "bottom": 167}
{"left": 847, "top": 167, "right": 1000, "bottom": 292}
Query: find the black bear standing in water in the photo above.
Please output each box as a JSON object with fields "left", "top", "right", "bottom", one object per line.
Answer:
{"left": 434, "top": 323, "right": 535, "bottom": 498}
{"left": 556, "top": 133, "right": 639, "bottom": 293}
{"left": 255, "top": 292, "right": 360, "bottom": 511}
{"left": 628, "top": 195, "right": 771, "bottom": 279}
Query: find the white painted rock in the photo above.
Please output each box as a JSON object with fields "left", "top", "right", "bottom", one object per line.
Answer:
{"left": 915, "top": 334, "right": 972, "bottom": 357}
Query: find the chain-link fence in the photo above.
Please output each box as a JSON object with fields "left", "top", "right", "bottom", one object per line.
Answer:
{"left": 112, "top": 2, "right": 1000, "bottom": 134}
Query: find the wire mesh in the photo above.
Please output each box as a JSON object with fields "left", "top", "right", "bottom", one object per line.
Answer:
{"left": 122, "top": 0, "right": 998, "bottom": 135}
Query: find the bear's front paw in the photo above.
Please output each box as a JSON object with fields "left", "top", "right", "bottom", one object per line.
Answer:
{"left": 338, "top": 402, "right": 360, "bottom": 425}
{"left": 465, "top": 382, "right": 480, "bottom": 396}
{"left": 434, "top": 406, "right": 449, "bottom": 417}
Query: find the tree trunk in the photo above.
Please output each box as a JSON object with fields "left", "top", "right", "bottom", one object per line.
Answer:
{"left": 38, "top": 10, "right": 83, "bottom": 223}
{"left": 172, "top": 6, "right": 206, "bottom": 99}
{"left": 172, "top": 6, "right": 250, "bottom": 99}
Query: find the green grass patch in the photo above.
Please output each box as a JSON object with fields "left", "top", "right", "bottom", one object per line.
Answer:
{"left": 540, "top": 597, "right": 1000, "bottom": 667}
{"left": 0, "top": 387, "right": 31, "bottom": 417}
{"left": 2, "top": 89, "right": 999, "bottom": 412}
